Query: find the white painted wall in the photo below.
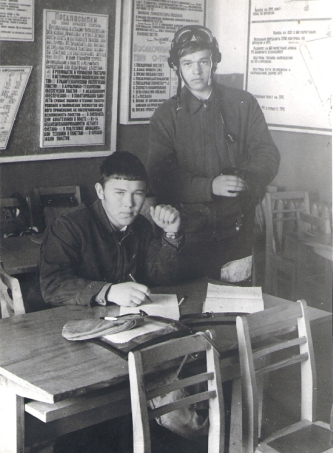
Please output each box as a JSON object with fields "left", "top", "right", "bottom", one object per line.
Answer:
{"left": 206, "top": 0, "right": 248, "bottom": 75}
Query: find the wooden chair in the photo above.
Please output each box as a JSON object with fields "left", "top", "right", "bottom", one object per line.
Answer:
{"left": 128, "top": 332, "right": 225, "bottom": 453}
{"left": 262, "top": 191, "right": 310, "bottom": 300}
{"left": 0, "top": 196, "right": 33, "bottom": 238}
{"left": 33, "top": 185, "right": 81, "bottom": 231}
{"left": 0, "top": 261, "right": 25, "bottom": 318}
{"left": 236, "top": 300, "right": 332, "bottom": 453}
{"left": 296, "top": 211, "right": 332, "bottom": 307}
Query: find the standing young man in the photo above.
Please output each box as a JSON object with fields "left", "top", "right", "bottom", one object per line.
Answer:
{"left": 28, "top": 151, "right": 187, "bottom": 308}
{"left": 147, "top": 25, "right": 280, "bottom": 282}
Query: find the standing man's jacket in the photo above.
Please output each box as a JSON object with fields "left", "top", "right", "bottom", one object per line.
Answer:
{"left": 148, "top": 82, "right": 280, "bottom": 241}
{"left": 29, "top": 200, "right": 188, "bottom": 307}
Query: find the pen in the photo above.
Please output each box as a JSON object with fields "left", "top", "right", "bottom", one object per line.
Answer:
{"left": 128, "top": 273, "right": 153, "bottom": 303}
{"left": 178, "top": 295, "right": 187, "bottom": 306}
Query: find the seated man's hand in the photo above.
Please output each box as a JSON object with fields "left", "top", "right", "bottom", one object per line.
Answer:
{"left": 212, "top": 175, "right": 246, "bottom": 197}
{"left": 150, "top": 204, "right": 181, "bottom": 233}
{"left": 107, "top": 282, "right": 151, "bottom": 307}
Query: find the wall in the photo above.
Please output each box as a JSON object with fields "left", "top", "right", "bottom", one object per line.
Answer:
{"left": 0, "top": 1, "right": 331, "bottom": 206}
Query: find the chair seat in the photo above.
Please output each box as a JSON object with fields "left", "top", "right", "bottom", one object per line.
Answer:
{"left": 257, "top": 420, "right": 332, "bottom": 453}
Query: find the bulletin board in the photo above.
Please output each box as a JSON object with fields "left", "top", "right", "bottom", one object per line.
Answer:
{"left": 0, "top": 0, "right": 121, "bottom": 162}
{"left": 246, "top": 0, "right": 332, "bottom": 135}
{"left": 120, "top": 0, "right": 206, "bottom": 124}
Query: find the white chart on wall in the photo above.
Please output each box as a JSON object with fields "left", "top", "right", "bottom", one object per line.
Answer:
{"left": 246, "top": 0, "right": 332, "bottom": 135}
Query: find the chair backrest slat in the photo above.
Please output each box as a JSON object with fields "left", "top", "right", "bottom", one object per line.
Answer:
{"left": 253, "top": 336, "right": 307, "bottom": 360}
{"left": 256, "top": 352, "right": 309, "bottom": 376}
{"left": 147, "top": 371, "right": 214, "bottom": 400}
{"left": 149, "top": 390, "right": 217, "bottom": 420}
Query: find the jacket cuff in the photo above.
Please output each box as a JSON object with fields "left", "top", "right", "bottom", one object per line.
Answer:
{"left": 239, "top": 170, "right": 265, "bottom": 204}
{"left": 162, "top": 231, "right": 185, "bottom": 250}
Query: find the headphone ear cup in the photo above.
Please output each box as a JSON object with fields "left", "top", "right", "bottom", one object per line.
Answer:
{"left": 167, "top": 56, "right": 174, "bottom": 69}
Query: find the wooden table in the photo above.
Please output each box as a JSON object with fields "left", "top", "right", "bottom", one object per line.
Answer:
{"left": 0, "top": 278, "right": 331, "bottom": 453}
{"left": 0, "top": 234, "right": 42, "bottom": 275}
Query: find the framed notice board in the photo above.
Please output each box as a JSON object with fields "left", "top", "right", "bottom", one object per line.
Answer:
{"left": 0, "top": 0, "right": 121, "bottom": 162}
{"left": 120, "top": 0, "right": 206, "bottom": 125}
{"left": 246, "top": 0, "right": 332, "bottom": 135}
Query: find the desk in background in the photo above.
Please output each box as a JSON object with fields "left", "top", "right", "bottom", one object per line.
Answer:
{"left": 0, "top": 278, "right": 331, "bottom": 453}
{"left": 0, "top": 235, "right": 42, "bottom": 275}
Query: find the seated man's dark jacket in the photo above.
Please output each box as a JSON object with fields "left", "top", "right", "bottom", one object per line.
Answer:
{"left": 28, "top": 200, "right": 188, "bottom": 307}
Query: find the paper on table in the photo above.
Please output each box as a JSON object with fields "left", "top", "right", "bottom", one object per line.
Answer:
{"left": 102, "top": 320, "right": 167, "bottom": 345}
{"left": 203, "top": 283, "right": 264, "bottom": 313}
{"left": 119, "top": 294, "right": 180, "bottom": 320}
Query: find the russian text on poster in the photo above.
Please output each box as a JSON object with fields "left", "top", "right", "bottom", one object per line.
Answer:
{"left": 40, "top": 10, "right": 108, "bottom": 148}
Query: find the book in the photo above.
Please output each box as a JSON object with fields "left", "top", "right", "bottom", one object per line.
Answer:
{"left": 119, "top": 294, "right": 180, "bottom": 320}
{"left": 203, "top": 283, "right": 264, "bottom": 314}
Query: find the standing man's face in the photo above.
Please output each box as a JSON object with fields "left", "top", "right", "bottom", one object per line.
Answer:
{"left": 95, "top": 178, "right": 146, "bottom": 230}
{"left": 179, "top": 49, "right": 212, "bottom": 97}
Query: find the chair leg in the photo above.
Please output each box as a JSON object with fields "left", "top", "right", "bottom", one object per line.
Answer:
{"left": 229, "top": 379, "right": 242, "bottom": 453}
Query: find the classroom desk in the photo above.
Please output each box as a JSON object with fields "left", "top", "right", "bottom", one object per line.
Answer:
{"left": 0, "top": 234, "right": 41, "bottom": 275}
{"left": 0, "top": 278, "right": 331, "bottom": 453}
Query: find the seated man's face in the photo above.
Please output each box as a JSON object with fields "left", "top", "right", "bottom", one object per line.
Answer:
{"left": 179, "top": 49, "right": 212, "bottom": 95}
{"left": 96, "top": 178, "right": 146, "bottom": 230}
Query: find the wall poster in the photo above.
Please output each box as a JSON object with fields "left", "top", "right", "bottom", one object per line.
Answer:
{"left": 246, "top": 0, "right": 332, "bottom": 135}
{"left": 120, "top": 0, "right": 206, "bottom": 124}
{"left": 0, "top": 66, "right": 32, "bottom": 149}
{"left": 40, "top": 10, "right": 108, "bottom": 148}
{"left": 0, "top": 0, "right": 34, "bottom": 41}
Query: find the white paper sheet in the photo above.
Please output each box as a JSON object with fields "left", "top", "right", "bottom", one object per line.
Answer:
{"left": 119, "top": 294, "right": 180, "bottom": 320}
{"left": 203, "top": 283, "right": 264, "bottom": 313}
{"left": 102, "top": 320, "right": 167, "bottom": 345}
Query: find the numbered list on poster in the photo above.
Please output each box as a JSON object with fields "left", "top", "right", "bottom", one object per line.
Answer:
{"left": 128, "top": 0, "right": 205, "bottom": 122}
{"left": 40, "top": 10, "right": 108, "bottom": 147}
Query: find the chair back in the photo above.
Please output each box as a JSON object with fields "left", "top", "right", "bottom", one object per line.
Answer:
{"left": 33, "top": 186, "right": 81, "bottom": 231}
{"left": 0, "top": 196, "right": 33, "bottom": 238}
{"left": 263, "top": 191, "right": 310, "bottom": 293}
{"left": 0, "top": 261, "right": 25, "bottom": 317}
{"left": 236, "top": 300, "right": 316, "bottom": 453}
{"left": 128, "top": 332, "right": 224, "bottom": 453}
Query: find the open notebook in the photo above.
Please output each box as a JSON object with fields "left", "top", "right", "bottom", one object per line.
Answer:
{"left": 203, "top": 283, "right": 264, "bottom": 314}
{"left": 102, "top": 294, "right": 180, "bottom": 346}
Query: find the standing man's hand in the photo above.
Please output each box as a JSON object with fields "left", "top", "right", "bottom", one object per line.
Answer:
{"left": 212, "top": 175, "right": 246, "bottom": 197}
{"left": 150, "top": 204, "right": 181, "bottom": 232}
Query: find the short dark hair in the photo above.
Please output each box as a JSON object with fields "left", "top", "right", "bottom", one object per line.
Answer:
{"left": 99, "top": 152, "right": 148, "bottom": 188}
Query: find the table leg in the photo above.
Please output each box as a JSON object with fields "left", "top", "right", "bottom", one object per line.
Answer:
{"left": 0, "top": 385, "right": 25, "bottom": 453}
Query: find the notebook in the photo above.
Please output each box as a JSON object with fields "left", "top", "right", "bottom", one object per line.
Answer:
{"left": 203, "top": 283, "right": 264, "bottom": 314}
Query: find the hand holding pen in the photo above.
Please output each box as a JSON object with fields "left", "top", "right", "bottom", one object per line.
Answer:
{"left": 129, "top": 274, "right": 153, "bottom": 303}
{"left": 105, "top": 274, "right": 152, "bottom": 307}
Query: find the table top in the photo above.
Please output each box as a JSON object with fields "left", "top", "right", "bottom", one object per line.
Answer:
{"left": 0, "top": 234, "right": 42, "bottom": 275}
{"left": 0, "top": 278, "right": 331, "bottom": 405}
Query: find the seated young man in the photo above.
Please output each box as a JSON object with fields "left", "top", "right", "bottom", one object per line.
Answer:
{"left": 28, "top": 151, "right": 187, "bottom": 308}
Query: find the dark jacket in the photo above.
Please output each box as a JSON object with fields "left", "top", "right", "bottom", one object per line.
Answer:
{"left": 30, "top": 200, "right": 188, "bottom": 307}
{"left": 148, "top": 82, "right": 280, "bottom": 241}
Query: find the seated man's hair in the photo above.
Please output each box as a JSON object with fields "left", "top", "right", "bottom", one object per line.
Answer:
{"left": 99, "top": 151, "right": 149, "bottom": 187}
